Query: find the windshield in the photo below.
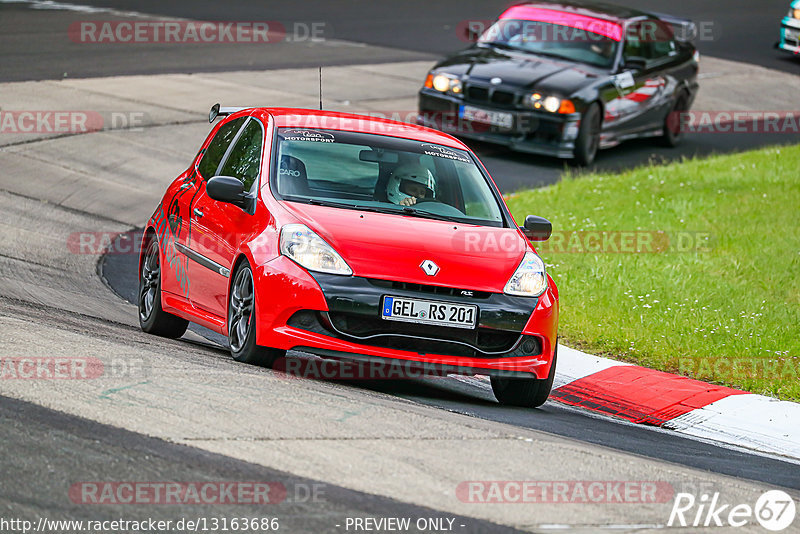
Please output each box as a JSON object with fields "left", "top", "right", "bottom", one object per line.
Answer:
{"left": 479, "top": 18, "right": 620, "bottom": 68}
{"left": 272, "top": 128, "right": 505, "bottom": 227}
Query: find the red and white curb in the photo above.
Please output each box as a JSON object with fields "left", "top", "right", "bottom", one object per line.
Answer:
{"left": 550, "top": 345, "right": 800, "bottom": 461}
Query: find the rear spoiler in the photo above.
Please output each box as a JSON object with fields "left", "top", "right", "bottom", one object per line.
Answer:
{"left": 208, "top": 103, "right": 249, "bottom": 123}
{"left": 650, "top": 13, "right": 698, "bottom": 43}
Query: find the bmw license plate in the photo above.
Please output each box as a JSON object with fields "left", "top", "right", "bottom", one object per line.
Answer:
{"left": 460, "top": 105, "right": 513, "bottom": 129}
{"left": 381, "top": 296, "right": 477, "bottom": 329}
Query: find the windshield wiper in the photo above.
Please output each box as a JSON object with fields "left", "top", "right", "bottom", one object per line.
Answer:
{"left": 296, "top": 198, "right": 460, "bottom": 222}
{"left": 400, "top": 206, "right": 460, "bottom": 222}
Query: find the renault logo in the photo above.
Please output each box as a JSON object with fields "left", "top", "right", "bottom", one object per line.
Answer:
{"left": 420, "top": 260, "right": 439, "bottom": 276}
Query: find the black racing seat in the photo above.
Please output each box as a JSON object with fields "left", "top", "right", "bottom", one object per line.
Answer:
{"left": 279, "top": 155, "right": 310, "bottom": 197}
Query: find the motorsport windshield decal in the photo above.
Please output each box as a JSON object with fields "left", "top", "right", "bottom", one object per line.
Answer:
{"left": 420, "top": 144, "right": 471, "bottom": 163}
{"left": 281, "top": 129, "right": 335, "bottom": 142}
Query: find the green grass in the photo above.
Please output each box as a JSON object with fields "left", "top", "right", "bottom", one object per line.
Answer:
{"left": 506, "top": 145, "right": 800, "bottom": 401}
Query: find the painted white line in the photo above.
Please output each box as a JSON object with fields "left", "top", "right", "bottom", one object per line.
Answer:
{"left": 0, "top": 0, "right": 157, "bottom": 17}
{"left": 665, "top": 394, "right": 800, "bottom": 461}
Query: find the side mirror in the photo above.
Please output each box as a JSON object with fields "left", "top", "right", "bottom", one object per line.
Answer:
{"left": 620, "top": 57, "right": 647, "bottom": 72}
{"left": 520, "top": 215, "right": 552, "bottom": 241}
{"left": 207, "top": 176, "right": 245, "bottom": 205}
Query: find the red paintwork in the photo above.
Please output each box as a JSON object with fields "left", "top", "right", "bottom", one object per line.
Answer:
{"left": 499, "top": 5, "right": 624, "bottom": 41}
{"left": 141, "top": 108, "right": 559, "bottom": 378}
{"left": 550, "top": 366, "right": 747, "bottom": 425}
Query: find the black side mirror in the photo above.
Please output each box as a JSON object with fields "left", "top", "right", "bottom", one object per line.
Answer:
{"left": 207, "top": 176, "right": 245, "bottom": 205}
{"left": 520, "top": 215, "right": 552, "bottom": 241}
{"left": 621, "top": 57, "right": 647, "bottom": 72}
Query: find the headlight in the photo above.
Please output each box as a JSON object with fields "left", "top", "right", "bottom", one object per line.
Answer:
{"left": 794, "top": 8, "right": 800, "bottom": 19}
{"left": 430, "top": 73, "right": 463, "bottom": 94}
{"left": 280, "top": 224, "right": 352, "bottom": 276}
{"left": 543, "top": 96, "right": 561, "bottom": 113}
{"left": 504, "top": 252, "right": 547, "bottom": 297}
{"left": 524, "top": 93, "right": 574, "bottom": 113}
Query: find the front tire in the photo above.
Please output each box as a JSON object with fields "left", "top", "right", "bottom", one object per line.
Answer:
{"left": 491, "top": 344, "right": 558, "bottom": 408}
{"left": 138, "top": 238, "right": 189, "bottom": 338}
{"left": 228, "top": 261, "right": 285, "bottom": 367}
{"left": 573, "top": 103, "right": 601, "bottom": 166}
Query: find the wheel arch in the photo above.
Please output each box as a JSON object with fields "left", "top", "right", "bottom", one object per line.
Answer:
{"left": 138, "top": 226, "right": 157, "bottom": 281}
{"left": 226, "top": 252, "right": 254, "bottom": 327}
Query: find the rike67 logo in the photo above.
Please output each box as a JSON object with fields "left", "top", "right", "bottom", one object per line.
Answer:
{"left": 669, "top": 490, "right": 796, "bottom": 531}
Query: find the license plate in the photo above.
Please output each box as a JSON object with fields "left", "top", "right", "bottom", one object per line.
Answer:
{"left": 381, "top": 296, "right": 477, "bottom": 329}
{"left": 460, "top": 105, "right": 514, "bottom": 129}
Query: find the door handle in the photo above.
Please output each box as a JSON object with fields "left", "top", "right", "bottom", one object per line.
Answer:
{"left": 193, "top": 208, "right": 203, "bottom": 218}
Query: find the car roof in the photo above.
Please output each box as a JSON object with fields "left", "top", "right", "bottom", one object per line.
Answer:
{"left": 505, "top": 1, "right": 652, "bottom": 23}
{"left": 250, "top": 108, "right": 471, "bottom": 151}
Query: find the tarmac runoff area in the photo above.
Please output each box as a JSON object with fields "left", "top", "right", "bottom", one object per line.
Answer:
{"left": 1, "top": 56, "right": 799, "bottom": 531}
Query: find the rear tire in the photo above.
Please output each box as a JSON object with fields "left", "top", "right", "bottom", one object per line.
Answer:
{"left": 138, "top": 238, "right": 189, "bottom": 339}
{"left": 491, "top": 344, "right": 558, "bottom": 408}
{"left": 661, "top": 90, "right": 690, "bottom": 147}
{"left": 228, "top": 261, "right": 285, "bottom": 367}
{"left": 573, "top": 103, "right": 601, "bottom": 166}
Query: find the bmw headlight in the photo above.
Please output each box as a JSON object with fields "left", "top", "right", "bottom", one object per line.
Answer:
{"left": 523, "top": 93, "right": 575, "bottom": 114}
{"left": 504, "top": 252, "right": 547, "bottom": 297}
{"left": 426, "top": 73, "right": 463, "bottom": 95}
{"left": 280, "top": 224, "right": 352, "bottom": 275}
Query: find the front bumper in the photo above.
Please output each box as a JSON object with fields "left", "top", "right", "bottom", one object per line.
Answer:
{"left": 253, "top": 257, "right": 558, "bottom": 378}
{"left": 778, "top": 17, "right": 800, "bottom": 53}
{"left": 418, "top": 89, "right": 581, "bottom": 159}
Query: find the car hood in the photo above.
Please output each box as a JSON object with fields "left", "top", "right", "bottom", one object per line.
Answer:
{"left": 436, "top": 46, "right": 602, "bottom": 95}
{"left": 282, "top": 202, "right": 528, "bottom": 292}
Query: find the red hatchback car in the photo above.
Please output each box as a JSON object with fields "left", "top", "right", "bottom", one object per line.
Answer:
{"left": 138, "top": 106, "right": 559, "bottom": 407}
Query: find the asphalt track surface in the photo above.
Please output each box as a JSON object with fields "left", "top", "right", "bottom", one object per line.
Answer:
{"left": 3, "top": 0, "right": 799, "bottom": 79}
{"left": 2, "top": 0, "right": 800, "bottom": 529}
{"left": 2, "top": 0, "right": 800, "bottom": 190}
{"left": 0, "top": 395, "right": 521, "bottom": 533}
{"left": 101, "top": 237, "right": 800, "bottom": 491}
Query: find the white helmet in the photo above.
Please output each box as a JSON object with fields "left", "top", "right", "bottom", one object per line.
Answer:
{"left": 386, "top": 164, "right": 436, "bottom": 205}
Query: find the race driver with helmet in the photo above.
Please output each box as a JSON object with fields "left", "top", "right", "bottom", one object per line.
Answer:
{"left": 385, "top": 163, "right": 436, "bottom": 206}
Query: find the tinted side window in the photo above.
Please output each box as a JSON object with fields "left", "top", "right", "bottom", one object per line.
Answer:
{"left": 623, "top": 22, "right": 646, "bottom": 59}
{"left": 625, "top": 20, "right": 676, "bottom": 61}
{"left": 218, "top": 119, "right": 264, "bottom": 192}
{"left": 197, "top": 117, "right": 246, "bottom": 180}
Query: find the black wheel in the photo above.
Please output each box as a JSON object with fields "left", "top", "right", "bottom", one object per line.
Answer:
{"left": 661, "top": 91, "right": 689, "bottom": 147}
{"left": 139, "top": 238, "right": 189, "bottom": 338}
{"left": 573, "top": 103, "right": 601, "bottom": 166}
{"left": 491, "top": 344, "right": 558, "bottom": 408}
{"left": 228, "top": 261, "right": 285, "bottom": 366}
